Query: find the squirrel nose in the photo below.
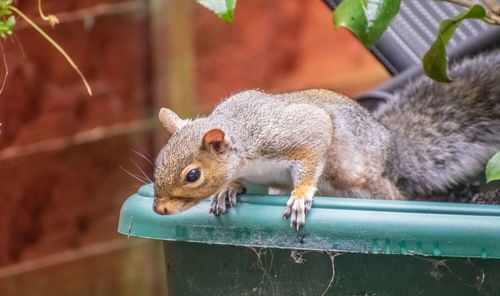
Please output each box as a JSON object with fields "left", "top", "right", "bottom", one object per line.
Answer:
{"left": 153, "top": 198, "right": 169, "bottom": 215}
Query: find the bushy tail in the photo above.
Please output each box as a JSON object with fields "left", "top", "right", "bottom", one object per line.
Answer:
{"left": 377, "top": 50, "right": 500, "bottom": 198}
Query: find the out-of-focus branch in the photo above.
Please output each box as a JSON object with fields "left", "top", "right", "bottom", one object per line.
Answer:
{"left": 439, "top": 0, "right": 475, "bottom": 7}
{"left": 38, "top": 0, "right": 59, "bottom": 27}
{"left": 0, "top": 119, "right": 155, "bottom": 160}
{"left": 436, "top": 0, "right": 500, "bottom": 24}
{"left": 482, "top": 0, "right": 500, "bottom": 14}
{"left": 16, "top": 1, "right": 146, "bottom": 30}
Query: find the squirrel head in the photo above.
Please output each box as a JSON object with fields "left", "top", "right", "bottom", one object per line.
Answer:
{"left": 153, "top": 108, "right": 229, "bottom": 215}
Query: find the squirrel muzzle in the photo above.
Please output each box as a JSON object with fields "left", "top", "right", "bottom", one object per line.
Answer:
{"left": 153, "top": 195, "right": 196, "bottom": 215}
{"left": 153, "top": 198, "right": 170, "bottom": 215}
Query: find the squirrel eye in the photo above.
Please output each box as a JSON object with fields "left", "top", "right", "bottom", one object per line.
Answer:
{"left": 185, "top": 168, "right": 201, "bottom": 183}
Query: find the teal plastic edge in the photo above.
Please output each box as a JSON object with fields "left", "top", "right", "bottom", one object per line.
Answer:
{"left": 118, "top": 184, "right": 500, "bottom": 259}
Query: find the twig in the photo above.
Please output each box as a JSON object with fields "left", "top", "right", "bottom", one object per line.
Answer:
{"left": 0, "top": 119, "right": 155, "bottom": 161}
{"left": 38, "top": 0, "right": 59, "bottom": 27}
{"left": 15, "top": 1, "right": 145, "bottom": 29}
{"left": 482, "top": 0, "right": 500, "bottom": 14}
{"left": 487, "top": 12, "right": 500, "bottom": 23}
{"left": 438, "top": 0, "right": 475, "bottom": 7}
{"left": 437, "top": 0, "right": 500, "bottom": 25}
{"left": 9, "top": 5, "right": 93, "bottom": 95}
{"left": 0, "top": 40, "right": 8, "bottom": 95}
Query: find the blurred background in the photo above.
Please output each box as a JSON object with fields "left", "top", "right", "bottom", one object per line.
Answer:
{"left": 0, "top": 0, "right": 387, "bottom": 294}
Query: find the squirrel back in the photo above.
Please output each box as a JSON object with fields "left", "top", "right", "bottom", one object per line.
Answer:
{"left": 377, "top": 49, "right": 500, "bottom": 198}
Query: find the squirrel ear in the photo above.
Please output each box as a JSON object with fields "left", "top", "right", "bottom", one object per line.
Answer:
{"left": 202, "top": 129, "right": 227, "bottom": 154}
{"left": 159, "top": 108, "right": 184, "bottom": 134}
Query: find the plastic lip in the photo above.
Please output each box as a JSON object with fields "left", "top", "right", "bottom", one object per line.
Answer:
{"left": 137, "top": 183, "right": 500, "bottom": 217}
{"left": 118, "top": 184, "right": 500, "bottom": 259}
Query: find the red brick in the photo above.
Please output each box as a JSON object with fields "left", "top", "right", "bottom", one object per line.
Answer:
{"left": 0, "top": 6, "right": 150, "bottom": 148}
{"left": 194, "top": 0, "right": 388, "bottom": 109}
{"left": 0, "top": 132, "right": 155, "bottom": 265}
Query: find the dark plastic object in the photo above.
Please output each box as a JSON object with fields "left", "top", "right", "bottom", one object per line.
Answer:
{"left": 118, "top": 184, "right": 500, "bottom": 295}
{"left": 324, "top": 0, "right": 500, "bottom": 74}
{"left": 324, "top": 0, "right": 500, "bottom": 112}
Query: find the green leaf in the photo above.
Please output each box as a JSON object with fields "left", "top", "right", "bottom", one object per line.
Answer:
{"left": 0, "top": 5, "right": 11, "bottom": 18}
{"left": 0, "top": 14, "right": 14, "bottom": 37}
{"left": 486, "top": 152, "right": 500, "bottom": 183}
{"left": 196, "top": 0, "right": 237, "bottom": 23}
{"left": 333, "top": 0, "right": 401, "bottom": 47}
{"left": 423, "top": 5, "right": 487, "bottom": 83}
{"left": 5, "top": 15, "right": 14, "bottom": 28}
{"left": 0, "top": 0, "right": 12, "bottom": 10}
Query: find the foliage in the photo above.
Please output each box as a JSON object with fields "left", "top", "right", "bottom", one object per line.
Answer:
{"left": 423, "top": 5, "right": 487, "bottom": 82}
{"left": 197, "top": 0, "right": 237, "bottom": 23}
{"left": 0, "top": 0, "right": 14, "bottom": 37}
{"left": 0, "top": 0, "right": 92, "bottom": 95}
{"left": 333, "top": 0, "right": 400, "bottom": 47}
{"left": 486, "top": 152, "right": 500, "bottom": 183}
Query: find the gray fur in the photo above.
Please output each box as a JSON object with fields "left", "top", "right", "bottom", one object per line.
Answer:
{"left": 376, "top": 49, "right": 500, "bottom": 198}
{"left": 155, "top": 50, "right": 500, "bottom": 227}
{"left": 160, "top": 90, "right": 335, "bottom": 182}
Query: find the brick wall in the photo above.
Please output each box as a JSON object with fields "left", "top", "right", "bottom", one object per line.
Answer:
{"left": 0, "top": 0, "right": 153, "bottom": 266}
{"left": 193, "top": 0, "right": 388, "bottom": 110}
{"left": 0, "top": 0, "right": 387, "bottom": 267}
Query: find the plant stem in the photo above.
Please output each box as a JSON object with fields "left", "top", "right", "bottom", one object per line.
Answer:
{"left": 439, "top": 0, "right": 475, "bottom": 7}
{"left": 9, "top": 5, "right": 93, "bottom": 95}
{"left": 437, "top": 0, "right": 500, "bottom": 24}
{"left": 38, "top": 0, "right": 59, "bottom": 27}
{"left": 0, "top": 41, "right": 8, "bottom": 94}
{"left": 482, "top": 0, "right": 500, "bottom": 14}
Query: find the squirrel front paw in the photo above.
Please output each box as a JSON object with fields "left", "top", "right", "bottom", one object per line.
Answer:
{"left": 282, "top": 194, "right": 313, "bottom": 230}
{"left": 209, "top": 182, "right": 245, "bottom": 215}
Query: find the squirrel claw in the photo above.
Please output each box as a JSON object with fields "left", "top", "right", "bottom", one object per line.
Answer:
{"left": 209, "top": 192, "right": 227, "bottom": 215}
{"left": 228, "top": 188, "right": 238, "bottom": 208}
{"left": 282, "top": 209, "right": 291, "bottom": 220}
{"left": 304, "top": 199, "right": 312, "bottom": 214}
{"left": 283, "top": 196, "right": 307, "bottom": 230}
{"left": 209, "top": 186, "right": 242, "bottom": 215}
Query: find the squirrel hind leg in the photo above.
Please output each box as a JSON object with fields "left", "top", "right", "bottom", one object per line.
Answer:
{"left": 324, "top": 176, "right": 405, "bottom": 200}
{"left": 346, "top": 177, "right": 405, "bottom": 200}
{"left": 367, "top": 178, "right": 405, "bottom": 200}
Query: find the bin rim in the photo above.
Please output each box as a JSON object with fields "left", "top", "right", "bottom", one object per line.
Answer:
{"left": 118, "top": 183, "right": 500, "bottom": 259}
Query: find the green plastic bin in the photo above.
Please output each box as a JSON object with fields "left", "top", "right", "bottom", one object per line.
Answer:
{"left": 118, "top": 184, "right": 500, "bottom": 295}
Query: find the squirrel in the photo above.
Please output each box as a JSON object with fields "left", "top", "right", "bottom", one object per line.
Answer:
{"left": 152, "top": 49, "right": 500, "bottom": 229}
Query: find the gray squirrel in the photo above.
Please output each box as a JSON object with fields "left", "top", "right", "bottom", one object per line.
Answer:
{"left": 153, "top": 49, "right": 500, "bottom": 229}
